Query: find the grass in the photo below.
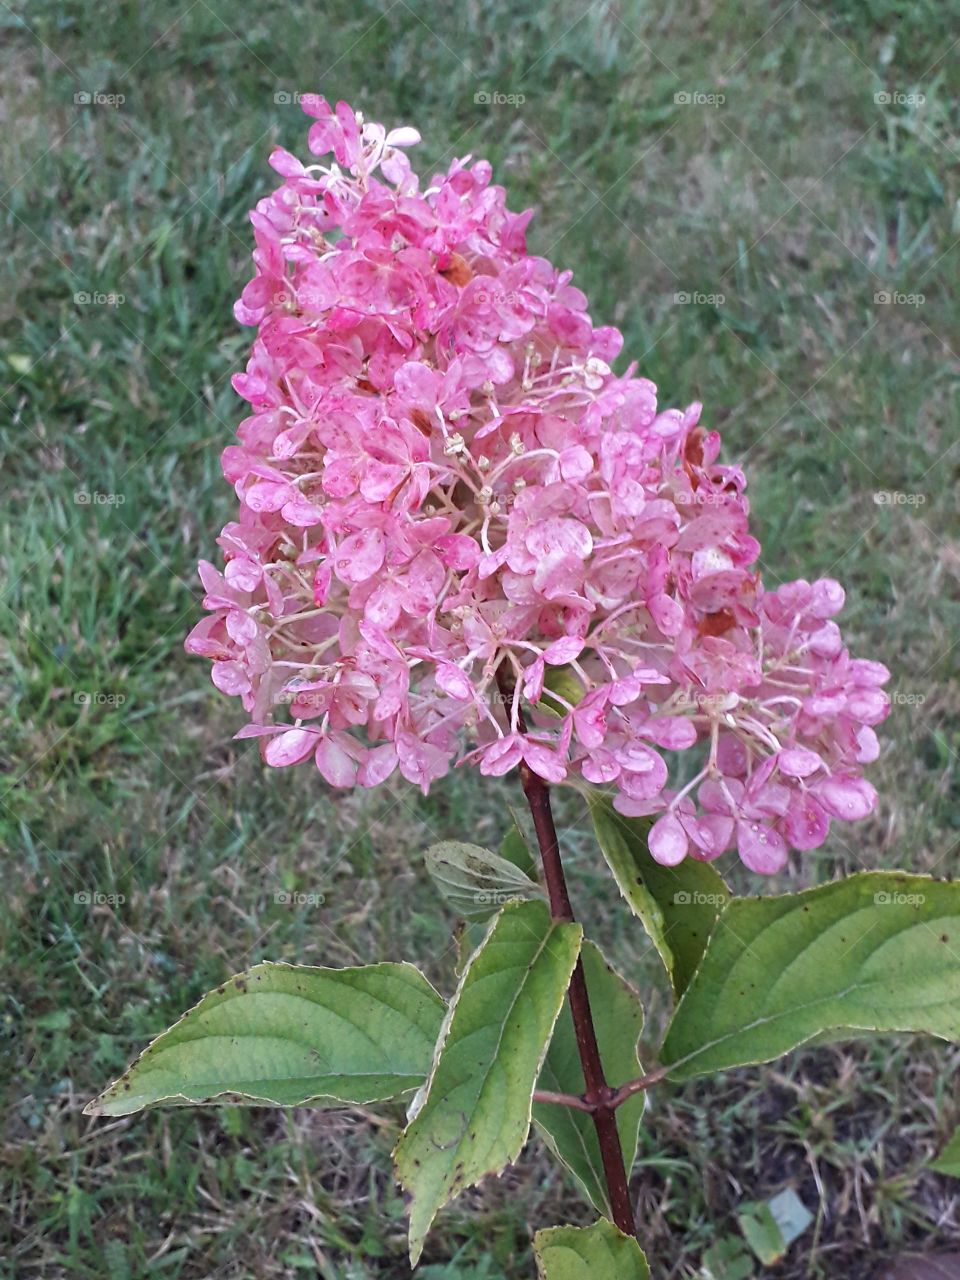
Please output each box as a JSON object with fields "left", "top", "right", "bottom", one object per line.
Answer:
{"left": 1, "top": 0, "right": 958, "bottom": 1275}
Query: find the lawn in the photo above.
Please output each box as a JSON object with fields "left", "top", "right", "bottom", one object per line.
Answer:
{"left": 1, "top": 0, "right": 958, "bottom": 1276}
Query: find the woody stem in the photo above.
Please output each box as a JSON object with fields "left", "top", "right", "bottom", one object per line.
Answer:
{"left": 497, "top": 671, "right": 636, "bottom": 1239}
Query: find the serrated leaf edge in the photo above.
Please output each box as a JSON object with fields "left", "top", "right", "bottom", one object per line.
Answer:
{"left": 85, "top": 959, "right": 444, "bottom": 1116}
{"left": 662, "top": 871, "right": 960, "bottom": 1080}
{"left": 395, "top": 900, "right": 582, "bottom": 1264}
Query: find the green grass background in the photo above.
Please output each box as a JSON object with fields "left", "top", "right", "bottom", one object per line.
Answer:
{"left": 1, "top": 1, "right": 958, "bottom": 1276}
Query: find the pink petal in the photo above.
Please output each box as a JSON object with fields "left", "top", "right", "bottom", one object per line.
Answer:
{"left": 573, "top": 692, "right": 608, "bottom": 749}
{"left": 396, "top": 732, "right": 449, "bottom": 792}
{"left": 559, "top": 446, "right": 593, "bottom": 481}
{"left": 358, "top": 743, "right": 399, "bottom": 787}
{"left": 778, "top": 747, "right": 823, "bottom": 778}
{"left": 281, "top": 494, "right": 325, "bottom": 527}
{"left": 643, "top": 716, "right": 698, "bottom": 750}
{"left": 846, "top": 688, "right": 890, "bottom": 725}
{"left": 613, "top": 793, "right": 663, "bottom": 818}
{"left": 522, "top": 657, "right": 545, "bottom": 702}
{"left": 265, "top": 728, "right": 318, "bottom": 768}
{"left": 542, "top": 636, "right": 585, "bottom": 665}
{"left": 226, "top": 610, "right": 258, "bottom": 646}
{"left": 522, "top": 739, "right": 567, "bottom": 783}
{"left": 385, "top": 125, "right": 421, "bottom": 148}
{"left": 855, "top": 726, "right": 880, "bottom": 763}
{"left": 785, "top": 794, "right": 830, "bottom": 850}
{"left": 224, "top": 558, "right": 261, "bottom": 592}
{"left": 810, "top": 578, "right": 845, "bottom": 618}
{"left": 211, "top": 661, "right": 251, "bottom": 696}
{"left": 682, "top": 812, "right": 734, "bottom": 858}
{"left": 525, "top": 518, "right": 593, "bottom": 561}
{"left": 736, "top": 820, "right": 788, "bottom": 874}
{"left": 649, "top": 592, "right": 684, "bottom": 637}
{"left": 814, "top": 775, "right": 878, "bottom": 821}
{"left": 435, "top": 533, "right": 480, "bottom": 571}
{"left": 849, "top": 659, "right": 891, "bottom": 686}
{"left": 617, "top": 749, "right": 668, "bottom": 801}
{"left": 649, "top": 814, "right": 689, "bottom": 866}
{"left": 580, "top": 749, "right": 620, "bottom": 784}
{"left": 808, "top": 622, "right": 843, "bottom": 657}
{"left": 313, "top": 562, "right": 332, "bottom": 606}
{"left": 268, "top": 147, "right": 305, "bottom": 178}
{"left": 335, "top": 528, "right": 385, "bottom": 584}
{"left": 244, "top": 480, "right": 292, "bottom": 513}
{"left": 479, "top": 735, "right": 523, "bottom": 777}
{"left": 315, "top": 735, "right": 358, "bottom": 787}
{"left": 436, "top": 663, "right": 473, "bottom": 701}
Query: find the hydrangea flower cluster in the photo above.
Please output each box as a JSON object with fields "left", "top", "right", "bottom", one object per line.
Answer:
{"left": 187, "top": 98, "right": 889, "bottom": 874}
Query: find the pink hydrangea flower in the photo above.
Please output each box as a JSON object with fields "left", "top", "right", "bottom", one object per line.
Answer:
{"left": 186, "top": 97, "right": 889, "bottom": 873}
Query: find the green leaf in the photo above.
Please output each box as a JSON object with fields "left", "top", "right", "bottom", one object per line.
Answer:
{"left": 930, "top": 1126, "right": 960, "bottom": 1177}
{"left": 85, "top": 961, "right": 445, "bottom": 1117}
{"left": 395, "top": 899, "right": 582, "bottom": 1265}
{"left": 533, "top": 1219, "right": 650, "bottom": 1279}
{"left": 539, "top": 664, "right": 586, "bottom": 718}
{"left": 500, "top": 813, "right": 537, "bottom": 880}
{"left": 701, "top": 1237, "right": 756, "bottom": 1279}
{"left": 662, "top": 872, "right": 960, "bottom": 1081}
{"left": 454, "top": 920, "right": 488, "bottom": 976}
{"left": 450, "top": 821, "right": 537, "bottom": 970}
{"left": 425, "top": 840, "right": 544, "bottom": 921}
{"left": 737, "top": 1200, "right": 786, "bottom": 1263}
{"left": 589, "top": 795, "right": 729, "bottom": 996}
{"left": 534, "top": 941, "right": 645, "bottom": 1215}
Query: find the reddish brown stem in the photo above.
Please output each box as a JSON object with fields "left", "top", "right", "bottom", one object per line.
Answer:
{"left": 608, "top": 1067, "right": 669, "bottom": 1108}
{"left": 520, "top": 761, "right": 636, "bottom": 1236}
{"left": 532, "top": 1088, "right": 595, "bottom": 1113}
{"left": 499, "top": 671, "right": 637, "bottom": 1239}
{"left": 534, "top": 1067, "right": 668, "bottom": 1115}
